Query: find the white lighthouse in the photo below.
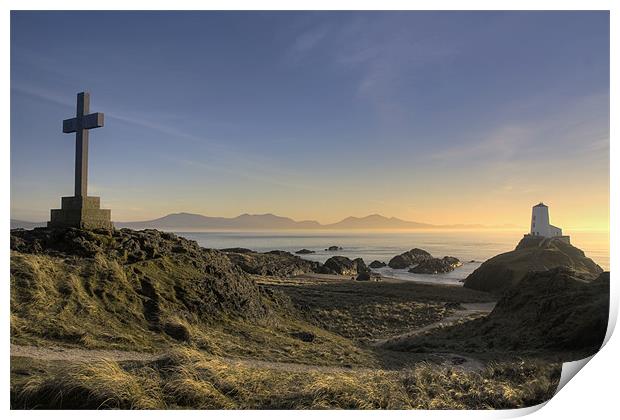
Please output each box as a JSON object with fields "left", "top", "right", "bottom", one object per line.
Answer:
{"left": 530, "top": 202, "right": 564, "bottom": 238}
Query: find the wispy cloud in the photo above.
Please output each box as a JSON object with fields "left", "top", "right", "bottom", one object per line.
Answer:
{"left": 11, "top": 82, "right": 307, "bottom": 191}
{"left": 430, "top": 92, "right": 610, "bottom": 167}
{"left": 284, "top": 14, "right": 457, "bottom": 123}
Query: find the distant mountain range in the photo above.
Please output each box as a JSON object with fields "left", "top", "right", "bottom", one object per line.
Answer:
{"left": 11, "top": 212, "right": 517, "bottom": 231}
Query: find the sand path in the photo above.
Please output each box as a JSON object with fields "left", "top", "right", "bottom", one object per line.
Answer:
{"left": 10, "top": 344, "right": 382, "bottom": 374}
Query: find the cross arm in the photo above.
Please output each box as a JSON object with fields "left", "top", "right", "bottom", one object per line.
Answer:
{"left": 63, "top": 118, "right": 78, "bottom": 133}
{"left": 82, "top": 112, "right": 105, "bottom": 129}
{"left": 62, "top": 112, "right": 105, "bottom": 133}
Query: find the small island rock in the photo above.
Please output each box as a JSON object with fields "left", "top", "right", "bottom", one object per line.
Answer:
{"left": 388, "top": 248, "right": 433, "bottom": 269}
{"left": 369, "top": 260, "right": 387, "bottom": 268}
{"left": 325, "top": 245, "right": 343, "bottom": 251}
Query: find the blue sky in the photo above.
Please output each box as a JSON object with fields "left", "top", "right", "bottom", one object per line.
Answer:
{"left": 10, "top": 11, "right": 609, "bottom": 228}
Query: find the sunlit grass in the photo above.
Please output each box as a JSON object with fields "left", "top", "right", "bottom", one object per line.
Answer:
{"left": 12, "top": 348, "right": 560, "bottom": 409}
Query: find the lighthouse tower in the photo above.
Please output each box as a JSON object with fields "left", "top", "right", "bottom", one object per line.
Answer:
{"left": 530, "top": 203, "right": 563, "bottom": 238}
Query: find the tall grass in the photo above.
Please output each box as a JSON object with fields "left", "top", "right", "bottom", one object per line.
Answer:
{"left": 12, "top": 348, "right": 560, "bottom": 410}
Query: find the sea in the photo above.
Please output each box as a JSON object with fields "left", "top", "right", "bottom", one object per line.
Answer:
{"left": 176, "top": 230, "right": 610, "bottom": 286}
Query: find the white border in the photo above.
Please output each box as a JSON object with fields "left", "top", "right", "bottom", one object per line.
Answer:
{"left": 3, "top": 1, "right": 616, "bottom": 419}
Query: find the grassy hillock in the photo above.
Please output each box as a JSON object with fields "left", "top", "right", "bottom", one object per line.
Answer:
{"left": 10, "top": 228, "right": 371, "bottom": 366}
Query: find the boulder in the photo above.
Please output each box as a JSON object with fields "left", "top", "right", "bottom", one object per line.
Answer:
{"left": 295, "top": 249, "right": 315, "bottom": 255}
{"left": 463, "top": 236, "right": 603, "bottom": 294}
{"left": 388, "top": 248, "right": 433, "bottom": 269}
{"left": 355, "top": 272, "right": 371, "bottom": 281}
{"left": 368, "top": 260, "right": 386, "bottom": 268}
{"left": 408, "top": 256, "right": 462, "bottom": 274}
{"left": 321, "top": 256, "right": 368, "bottom": 276}
{"left": 353, "top": 258, "right": 370, "bottom": 274}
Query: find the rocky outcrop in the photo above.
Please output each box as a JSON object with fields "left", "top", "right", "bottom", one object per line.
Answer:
{"left": 388, "top": 248, "right": 432, "bottom": 269}
{"left": 463, "top": 236, "right": 603, "bottom": 294}
{"left": 325, "top": 246, "right": 343, "bottom": 251}
{"left": 408, "top": 256, "right": 462, "bottom": 274}
{"left": 355, "top": 272, "right": 371, "bottom": 281}
{"left": 220, "top": 247, "right": 255, "bottom": 254}
{"left": 10, "top": 227, "right": 271, "bottom": 347}
{"left": 295, "top": 249, "right": 315, "bottom": 255}
{"left": 369, "top": 260, "right": 387, "bottom": 269}
{"left": 223, "top": 249, "right": 321, "bottom": 277}
{"left": 321, "top": 256, "right": 369, "bottom": 276}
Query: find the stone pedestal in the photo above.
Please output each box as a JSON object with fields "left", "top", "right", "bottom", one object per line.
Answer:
{"left": 48, "top": 196, "right": 114, "bottom": 230}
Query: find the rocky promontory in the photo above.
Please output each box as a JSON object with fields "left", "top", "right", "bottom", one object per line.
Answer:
{"left": 463, "top": 236, "right": 603, "bottom": 294}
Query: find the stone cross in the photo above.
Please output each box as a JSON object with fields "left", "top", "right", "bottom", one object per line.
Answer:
{"left": 62, "top": 92, "right": 104, "bottom": 197}
{"left": 49, "top": 91, "right": 113, "bottom": 230}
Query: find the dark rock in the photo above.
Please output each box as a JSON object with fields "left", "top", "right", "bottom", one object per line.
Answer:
{"left": 356, "top": 272, "right": 371, "bottom": 281}
{"left": 388, "top": 248, "right": 433, "bottom": 269}
{"left": 321, "top": 256, "right": 368, "bottom": 276}
{"left": 368, "top": 260, "right": 386, "bottom": 268}
{"left": 265, "top": 250, "right": 293, "bottom": 256}
{"left": 463, "top": 237, "right": 603, "bottom": 294}
{"left": 220, "top": 247, "right": 255, "bottom": 254}
{"left": 9, "top": 227, "right": 208, "bottom": 263}
{"left": 408, "top": 256, "right": 462, "bottom": 274}
{"left": 325, "top": 246, "right": 343, "bottom": 251}
{"left": 353, "top": 258, "right": 370, "bottom": 274}
{"left": 295, "top": 249, "right": 315, "bottom": 255}
{"left": 223, "top": 249, "right": 321, "bottom": 277}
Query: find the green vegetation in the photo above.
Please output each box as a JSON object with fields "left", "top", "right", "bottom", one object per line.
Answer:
{"left": 11, "top": 228, "right": 588, "bottom": 409}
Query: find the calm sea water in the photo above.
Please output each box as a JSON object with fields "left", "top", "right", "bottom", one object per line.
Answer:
{"left": 176, "top": 230, "right": 610, "bottom": 285}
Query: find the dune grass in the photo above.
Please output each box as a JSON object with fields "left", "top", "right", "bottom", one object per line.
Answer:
{"left": 11, "top": 348, "right": 560, "bottom": 410}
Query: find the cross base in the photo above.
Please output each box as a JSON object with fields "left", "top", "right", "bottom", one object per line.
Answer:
{"left": 48, "top": 196, "right": 114, "bottom": 230}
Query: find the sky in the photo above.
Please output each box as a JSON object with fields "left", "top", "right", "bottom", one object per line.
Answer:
{"left": 10, "top": 11, "right": 609, "bottom": 230}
